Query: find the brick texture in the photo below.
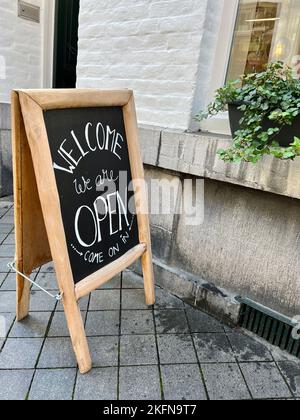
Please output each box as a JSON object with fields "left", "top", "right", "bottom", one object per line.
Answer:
{"left": 77, "top": 0, "right": 222, "bottom": 129}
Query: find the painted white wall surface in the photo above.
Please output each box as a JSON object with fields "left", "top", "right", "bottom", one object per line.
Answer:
{"left": 77, "top": 0, "right": 224, "bottom": 130}
{"left": 0, "top": 0, "right": 45, "bottom": 103}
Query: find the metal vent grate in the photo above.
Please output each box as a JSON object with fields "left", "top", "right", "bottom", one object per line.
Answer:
{"left": 237, "top": 297, "right": 300, "bottom": 359}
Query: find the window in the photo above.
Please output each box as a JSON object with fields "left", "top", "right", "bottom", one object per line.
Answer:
{"left": 227, "top": 0, "right": 300, "bottom": 82}
{"left": 201, "top": 0, "right": 300, "bottom": 135}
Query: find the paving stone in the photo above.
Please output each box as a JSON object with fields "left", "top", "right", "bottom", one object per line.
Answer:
{"left": 0, "top": 206, "right": 10, "bottom": 213}
{"left": 157, "top": 334, "right": 197, "bottom": 365}
{"left": 0, "top": 338, "right": 43, "bottom": 369}
{"left": 100, "top": 274, "right": 121, "bottom": 289}
{"left": 0, "top": 245, "right": 15, "bottom": 259}
{"left": 56, "top": 295, "right": 89, "bottom": 312}
{"left": 29, "top": 291, "right": 57, "bottom": 312}
{"left": 223, "top": 325, "right": 238, "bottom": 333}
{"left": 85, "top": 311, "right": 120, "bottom": 336}
{"left": 0, "top": 223, "right": 14, "bottom": 234}
{"left": 122, "top": 289, "right": 150, "bottom": 310}
{"left": 39, "top": 262, "right": 55, "bottom": 273}
{"left": 79, "top": 295, "right": 90, "bottom": 311}
{"left": 38, "top": 337, "right": 77, "bottom": 368}
{"left": 1, "top": 204, "right": 300, "bottom": 402}
{"left": 32, "top": 272, "right": 58, "bottom": 291}
{"left": 0, "top": 370, "right": 34, "bottom": 400}
{"left": 0, "top": 313, "right": 15, "bottom": 338}
{"left": 278, "top": 361, "right": 300, "bottom": 397}
{"left": 0, "top": 291, "right": 16, "bottom": 312}
{"left": 193, "top": 333, "right": 236, "bottom": 363}
{"left": 227, "top": 332, "right": 273, "bottom": 362}
{"left": 0, "top": 197, "right": 13, "bottom": 204}
{"left": 121, "top": 310, "right": 155, "bottom": 335}
{"left": 29, "top": 368, "right": 76, "bottom": 401}
{"left": 0, "top": 272, "right": 6, "bottom": 286}
{"left": 240, "top": 362, "right": 293, "bottom": 399}
{"left": 89, "top": 290, "right": 120, "bottom": 311}
{"left": 9, "top": 312, "right": 51, "bottom": 338}
{"left": 74, "top": 367, "right": 118, "bottom": 400}
{"left": 120, "top": 334, "right": 157, "bottom": 366}
{"left": 155, "top": 287, "right": 184, "bottom": 310}
{"left": 186, "top": 308, "right": 225, "bottom": 333}
{"left": 0, "top": 258, "right": 12, "bottom": 273}
{"left": 0, "top": 273, "right": 37, "bottom": 292}
{"left": 48, "top": 311, "right": 70, "bottom": 337}
{"left": 155, "top": 309, "right": 189, "bottom": 334}
{"left": 2, "top": 207, "right": 13, "bottom": 215}
{"left": 161, "top": 364, "right": 207, "bottom": 400}
{"left": 88, "top": 336, "right": 119, "bottom": 367}
{"left": 119, "top": 365, "right": 161, "bottom": 400}
{"left": 202, "top": 363, "right": 251, "bottom": 400}
{"left": 122, "top": 270, "right": 144, "bottom": 289}
{"left": 2, "top": 235, "right": 15, "bottom": 245}
{"left": 270, "top": 346, "right": 299, "bottom": 362}
{"left": 48, "top": 311, "right": 86, "bottom": 337}
{"left": 0, "top": 215, "right": 14, "bottom": 224}
{"left": 0, "top": 209, "right": 8, "bottom": 218}
{"left": 0, "top": 273, "right": 16, "bottom": 291}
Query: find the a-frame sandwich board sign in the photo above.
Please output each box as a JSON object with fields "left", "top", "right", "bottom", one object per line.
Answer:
{"left": 11, "top": 89, "right": 155, "bottom": 374}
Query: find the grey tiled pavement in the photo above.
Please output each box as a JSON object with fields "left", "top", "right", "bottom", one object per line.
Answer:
{"left": 0, "top": 197, "right": 300, "bottom": 400}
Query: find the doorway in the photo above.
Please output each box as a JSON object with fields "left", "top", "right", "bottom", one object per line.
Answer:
{"left": 53, "top": 0, "right": 80, "bottom": 88}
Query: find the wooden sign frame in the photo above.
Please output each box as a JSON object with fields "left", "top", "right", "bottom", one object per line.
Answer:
{"left": 11, "top": 89, "right": 155, "bottom": 374}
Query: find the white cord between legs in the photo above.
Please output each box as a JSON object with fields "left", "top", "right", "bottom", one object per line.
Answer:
{"left": 7, "top": 260, "right": 63, "bottom": 301}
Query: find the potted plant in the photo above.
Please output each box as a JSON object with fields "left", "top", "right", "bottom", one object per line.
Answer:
{"left": 196, "top": 61, "right": 300, "bottom": 163}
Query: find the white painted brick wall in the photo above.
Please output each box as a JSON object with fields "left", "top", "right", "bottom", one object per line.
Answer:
{"left": 77, "top": 0, "right": 222, "bottom": 130}
{"left": 0, "top": 0, "right": 44, "bottom": 103}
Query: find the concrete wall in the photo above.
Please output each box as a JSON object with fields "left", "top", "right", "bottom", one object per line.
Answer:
{"left": 77, "top": 0, "right": 223, "bottom": 130}
{"left": 138, "top": 126, "right": 300, "bottom": 320}
{"left": 0, "top": 104, "right": 12, "bottom": 197}
{"left": 0, "top": 0, "right": 45, "bottom": 104}
{"left": 0, "top": 0, "right": 47, "bottom": 197}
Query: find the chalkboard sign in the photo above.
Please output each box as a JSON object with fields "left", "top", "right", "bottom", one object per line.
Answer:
{"left": 12, "top": 89, "right": 155, "bottom": 374}
{"left": 44, "top": 107, "right": 139, "bottom": 284}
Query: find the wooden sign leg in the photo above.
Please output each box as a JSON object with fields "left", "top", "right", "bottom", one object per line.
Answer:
{"left": 63, "top": 298, "right": 92, "bottom": 374}
{"left": 123, "top": 96, "right": 156, "bottom": 306}
{"left": 12, "top": 91, "right": 53, "bottom": 321}
{"left": 141, "top": 247, "right": 155, "bottom": 306}
{"left": 16, "top": 275, "right": 31, "bottom": 321}
{"left": 12, "top": 92, "right": 30, "bottom": 321}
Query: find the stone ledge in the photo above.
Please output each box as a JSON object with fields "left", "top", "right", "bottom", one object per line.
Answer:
{"left": 139, "top": 125, "right": 300, "bottom": 200}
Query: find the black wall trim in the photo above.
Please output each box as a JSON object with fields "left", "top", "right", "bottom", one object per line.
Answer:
{"left": 53, "top": 0, "right": 80, "bottom": 88}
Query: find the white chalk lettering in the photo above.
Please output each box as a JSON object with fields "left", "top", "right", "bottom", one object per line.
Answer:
{"left": 109, "top": 243, "right": 120, "bottom": 258}
{"left": 93, "top": 196, "right": 108, "bottom": 243}
{"left": 113, "top": 133, "right": 124, "bottom": 160}
{"left": 85, "top": 122, "right": 97, "bottom": 151}
{"left": 75, "top": 205, "right": 97, "bottom": 247}
{"left": 73, "top": 177, "right": 92, "bottom": 195}
{"left": 107, "top": 193, "right": 118, "bottom": 236}
{"left": 74, "top": 190, "right": 130, "bottom": 249}
{"left": 96, "top": 122, "right": 106, "bottom": 150}
{"left": 53, "top": 122, "right": 125, "bottom": 174}
{"left": 84, "top": 251, "right": 104, "bottom": 264}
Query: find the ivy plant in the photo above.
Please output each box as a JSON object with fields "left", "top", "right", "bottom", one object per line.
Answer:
{"left": 195, "top": 61, "right": 300, "bottom": 163}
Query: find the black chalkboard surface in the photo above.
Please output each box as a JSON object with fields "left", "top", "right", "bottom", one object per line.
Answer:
{"left": 43, "top": 107, "right": 139, "bottom": 284}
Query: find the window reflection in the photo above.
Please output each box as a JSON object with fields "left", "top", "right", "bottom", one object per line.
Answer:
{"left": 226, "top": 0, "right": 300, "bottom": 81}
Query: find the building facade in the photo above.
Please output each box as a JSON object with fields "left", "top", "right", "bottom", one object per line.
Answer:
{"left": 1, "top": 0, "right": 300, "bottom": 322}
